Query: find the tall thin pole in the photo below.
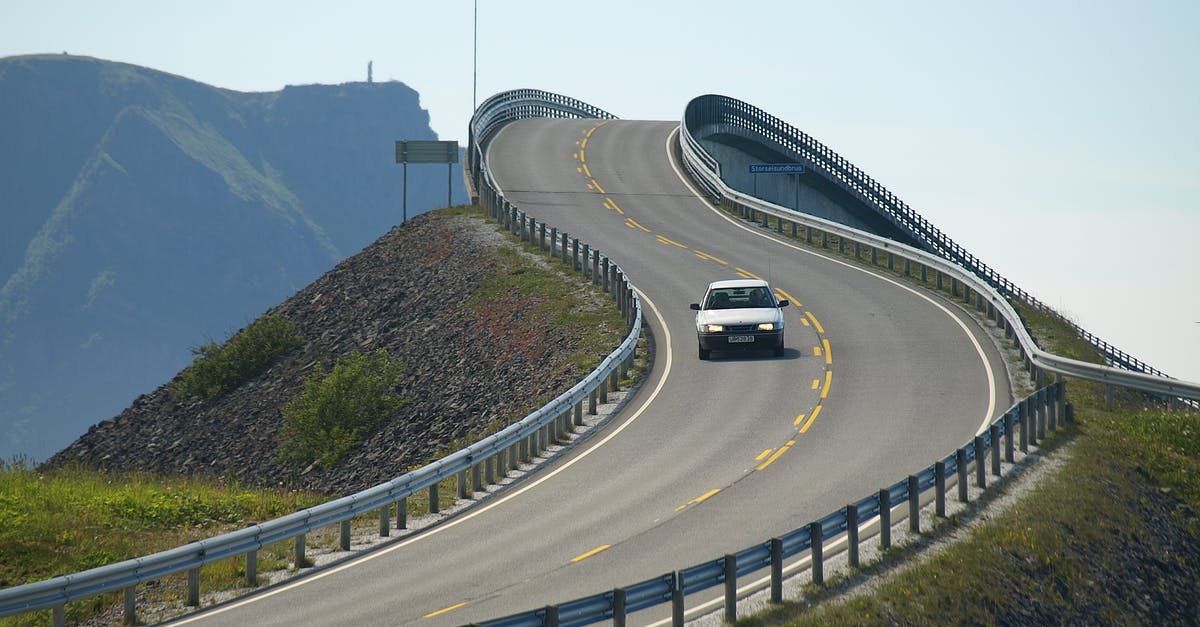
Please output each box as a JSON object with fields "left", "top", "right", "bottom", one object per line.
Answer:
{"left": 473, "top": 0, "right": 478, "bottom": 109}
{"left": 402, "top": 162, "right": 408, "bottom": 224}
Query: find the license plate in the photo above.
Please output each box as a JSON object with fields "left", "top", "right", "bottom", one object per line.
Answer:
{"left": 727, "top": 335, "right": 755, "bottom": 344}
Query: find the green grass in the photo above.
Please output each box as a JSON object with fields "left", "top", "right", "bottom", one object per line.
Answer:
{"left": 0, "top": 459, "right": 327, "bottom": 625}
{"left": 732, "top": 281, "right": 1200, "bottom": 625}
{"left": 171, "top": 313, "right": 303, "bottom": 402}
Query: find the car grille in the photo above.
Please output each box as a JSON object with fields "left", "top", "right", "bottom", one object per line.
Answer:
{"left": 724, "top": 324, "right": 756, "bottom": 332}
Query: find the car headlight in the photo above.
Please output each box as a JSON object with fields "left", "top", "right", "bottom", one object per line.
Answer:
{"left": 756, "top": 322, "right": 776, "bottom": 331}
{"left": 700, "top": 324, "right": 724, "bottom": 333}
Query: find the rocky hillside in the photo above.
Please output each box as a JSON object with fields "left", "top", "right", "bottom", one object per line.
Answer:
{"left": 0, "top": 54, "right": 467, "bottom": 462}
{"left": 42, "top": 211, "right": 601, "bottom": 495}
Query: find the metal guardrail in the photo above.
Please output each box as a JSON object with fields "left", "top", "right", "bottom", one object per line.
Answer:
{"left": 473, "top": 94, "right": 1200, "bottom": 627}
{"left": 682, "top": 93, "right": 1182, "bottom": 382}
{"left": 0, "top": 90, "right": 637, "bottom": 626}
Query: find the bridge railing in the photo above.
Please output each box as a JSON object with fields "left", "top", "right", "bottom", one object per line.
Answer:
{"left": 683, "top": 94, "right": 1177, "bottom": 380}
{"left": 0, "top": 90, "right": 637, "bottom": 626}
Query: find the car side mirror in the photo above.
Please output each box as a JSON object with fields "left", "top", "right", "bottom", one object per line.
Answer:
{"left": 689, "top": 303, "right": 701, "bottom": 311}
{"left": 778, "top": 300, "right": 789, "bottom": 308}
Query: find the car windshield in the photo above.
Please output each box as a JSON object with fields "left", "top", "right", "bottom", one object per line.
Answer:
{"left": 704, "top": 287, "right": 774, "bottom": 309}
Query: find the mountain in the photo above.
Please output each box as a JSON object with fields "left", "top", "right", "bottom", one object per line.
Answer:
{"left": 0, "top": 54, "right": 467, "bottom": 462}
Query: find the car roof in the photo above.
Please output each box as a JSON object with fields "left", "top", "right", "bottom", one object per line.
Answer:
{"left": 707, "top": 279, "right": 769, "bottom": 290}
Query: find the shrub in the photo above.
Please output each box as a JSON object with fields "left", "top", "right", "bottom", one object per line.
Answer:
{"left": 171, "top": 314, "right": 303, "bottom": 401}
{"left": 278, "top": 349, "right": 407, "bottom": 469}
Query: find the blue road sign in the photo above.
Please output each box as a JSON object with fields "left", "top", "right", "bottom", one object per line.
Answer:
{"left": 749, "top": 163, "right": 805, "bottom": 174}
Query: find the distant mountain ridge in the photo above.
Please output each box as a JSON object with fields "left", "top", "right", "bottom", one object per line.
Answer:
{"left": 0, "top": 54, "right": 467, "bottom": 461}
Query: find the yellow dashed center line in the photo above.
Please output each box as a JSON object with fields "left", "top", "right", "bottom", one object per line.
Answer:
{"left": 811, "top": 378, "right": 820, "bottom": 390}
{"left": 822, "top": 339, "right": 832, "bottom": 365}
{"left": 571, "top": 544, "right": 612, "bottom": 563}
{"left": 693, "top": 250, "right": 728, "bottom": 265}
{"left": 799, "top": 405, "right": 822, "bottom": 433}
{"left": 756, "top": 449, "right": 773, "bottom": 461}
{"left": 774, "top": 287, "right": 800, "bottom": 307}
{"left": 735, "top": 267, "right": 764, "bottom": 280}
{"left": 582, "top": 163, "right": 592, "bottom": 178}
{"left": 625, "top": 217, "right": 651, "bottom": 232}
{"left": 793, "top": 413, "right": 807, "bottom": 427}
{"left": 821, "top": 371, "right": 833, "bottom": 398}
{"left": 676, "top": 488, "right": 721, "bottom": 511}
{"left": 813, "top": 345, "right": 822, "bottom": 357}
{"left": 756, "top": 440, "right": 795, "bottom": 471}
{"left": 424, "top": 602, "right": 469, "bottom": 618}
{"left": 805, "top": 311, "right": 825, "bottom": 334}
{"left": 656, "top": 234, "right": 688, "bottom": 249}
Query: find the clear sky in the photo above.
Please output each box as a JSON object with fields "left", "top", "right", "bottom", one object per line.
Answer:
{"left": 4, "top": 0, "right": 1198, "bottom": 383}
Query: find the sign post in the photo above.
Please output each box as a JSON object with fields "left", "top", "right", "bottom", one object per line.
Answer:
{"left": 395, "top": 140, "right": 460, "bottom": 223}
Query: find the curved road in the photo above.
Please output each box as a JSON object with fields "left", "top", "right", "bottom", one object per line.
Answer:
{"left": 173, "top": 119, "right": 1011, "bottom": 625}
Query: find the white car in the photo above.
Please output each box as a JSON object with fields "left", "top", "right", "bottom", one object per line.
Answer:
{"left": 690, "top": 279, "right": 789, "bottom": 360}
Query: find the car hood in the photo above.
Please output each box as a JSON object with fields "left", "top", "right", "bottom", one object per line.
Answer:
{"left": 695, "top": 308, "right": 782, "bottom": 326}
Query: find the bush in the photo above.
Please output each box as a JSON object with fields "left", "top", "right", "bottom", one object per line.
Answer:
{"left": 278, "top": 349, "right": 407, "bottom": 469}
{"left": 171, "top": 314, "right": 303, "bottom": 401}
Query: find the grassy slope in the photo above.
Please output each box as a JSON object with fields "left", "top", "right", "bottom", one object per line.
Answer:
{"left": 0, "top": 206, "right": 631, "bottom": 626}
{"left": 738, "top": 302, "right": 1200, "bottom": 624}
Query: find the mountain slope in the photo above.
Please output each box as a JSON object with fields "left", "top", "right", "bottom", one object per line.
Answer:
{"left": 0, "top": 54, "right": 467, "bottom": 461}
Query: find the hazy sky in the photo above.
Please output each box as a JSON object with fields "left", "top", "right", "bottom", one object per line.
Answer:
{"left": 4, "top": 0, "right": 1197, "bottom": 383}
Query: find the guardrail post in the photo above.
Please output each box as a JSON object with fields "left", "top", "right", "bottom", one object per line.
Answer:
{"left": 810, "top": 521, "right": 824, "bottom": 586}
{"left": 671, "top": 571, "right": 684, "bottom": 626}
{"left": 1020, "top": 403, "right": 1030, "bottom": 452}
{"left": 1004, "top": 411, "right": 1015, "bottom": 463}
{"left": 545, "top": 604, "right": 559, "bottom": 627}
{"left": 974, "top": 436, "right": 986, "bottom": 489}
{"left": 612, "top": 587, "right": 627, "bottom": 627}
{"left": 1048, "top": 385, "right": 1058, "bottom": 432}
{"left": 935, "top": 461, "right": 946, "bottom": 517}
{"left": 600, "top": 374, "right": 609, "bottom": 404}
{"left": 1029, "top": 398, "right": 1040, "bottom": 446}
{"left": 990, "top": 425, "right": 1002, "bottom": 476}
{"left": 1037, "top": 389, "right": 1047, "bottom": 441}
{"left": 724, "top": 554, "right": 737, "bottom": 622}
{"left": 1057, "top": 376, "right": 1068, "bottom": 423}
{"left": 593, "top": 251, "right": 601, "bottom": 286}
{"left": 1106, "top": 384, "right": 1114, "bottom": 409}
{"left": 847, "top": 503, "right": 859, "bottom": 568}
{"left": 295, "top": 533, "right": 307, "bottom": 568}
{"left": 805, "top": 225, "right": 813, "bottom": 244}
{"left": 582, "top": 243, "right": 590, "bottom": 278}
{"left": 473, "top": 461, "right": 484, "bottom": 492}
{"left": 888, "top": 251, "right": 894, "bottom": 271}
{"left": 870, "top": 246, "right": 877, "bottom": 266}
{"left": 458, "top": 469, "right": 469, "bottom": 499}
{"left": 770, "top": 537, "right": 783, "bottom": 603}
{"left": 854, "top": 241, "right": 861, "bottom": 259}
{"left": 561, "top": 231, "right": 569, "bottom": 263}
{"left": 602, "top": 257, "right": 610, "bottom": 291}
{"left": 124, "top": 585, "right": 137, "bottom": 625}
{"left": 380, "top": 504, "right": 390, "bottom": 537}
{"left": 821, "top": 231, "right": 829, "bottom": 249}
{"left": 908, "top": 475, "right": 920, "bottom": 533}
{"left": 525, "top": 216, "right": 533, "bottom": 242}
{"left": 397, "top": 496, "right": 407, "bottom": 529}
{"left": 188, "top": 567, "right": 200, "bottom": 606}
{"left": 246, "top": 547, "right": 258, "bottom": 585}
{"left": 539, "top": 222, "right": 547, "bottom": 251}
{"left": 575, "top": 399, "right": 585, "bottom": 426}
{"left": 429, "top": 483, "right": 440, "bottom": 514}
{"left": 956, "top": 448, "right": 969, "bottom": 502}
{"left": 518, "top": 436, "right": 528, "bottom": 464}
{"left": 921, "top": 264, "right": 927, "bottom": 283}
{"left": 572, "top": 239, "right": 580, "bottom": 271}
{"left": 878, "top": 489, "right": 891, "bottom": 549}
{"left": 589, "top": 388, "right": 598, "bottom": 415}
{"left": 53, "top": 605, "right": 64, "bottom": 627}
{"left": 791, "top": 222, "right": 798, "bottom": 238}
{"left": 550, "top": 227, "right": 557, "bottom": 256}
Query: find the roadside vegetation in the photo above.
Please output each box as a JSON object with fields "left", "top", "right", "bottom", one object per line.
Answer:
{"left": 277, "top": 349, "right": 408, "bottom": 470}
{"left": 0, "top": 204, "right": 640, "bottom": 625}
{"left": 734, "top": 283, "right": 1200, "bottom": 623}
{"left": 170, "top": 313, "right": 303, "bottom": 402}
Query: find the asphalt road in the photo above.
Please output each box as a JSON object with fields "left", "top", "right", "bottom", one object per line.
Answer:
{"left": 171, "top": 119, "right": 1011, "bottom": 626}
